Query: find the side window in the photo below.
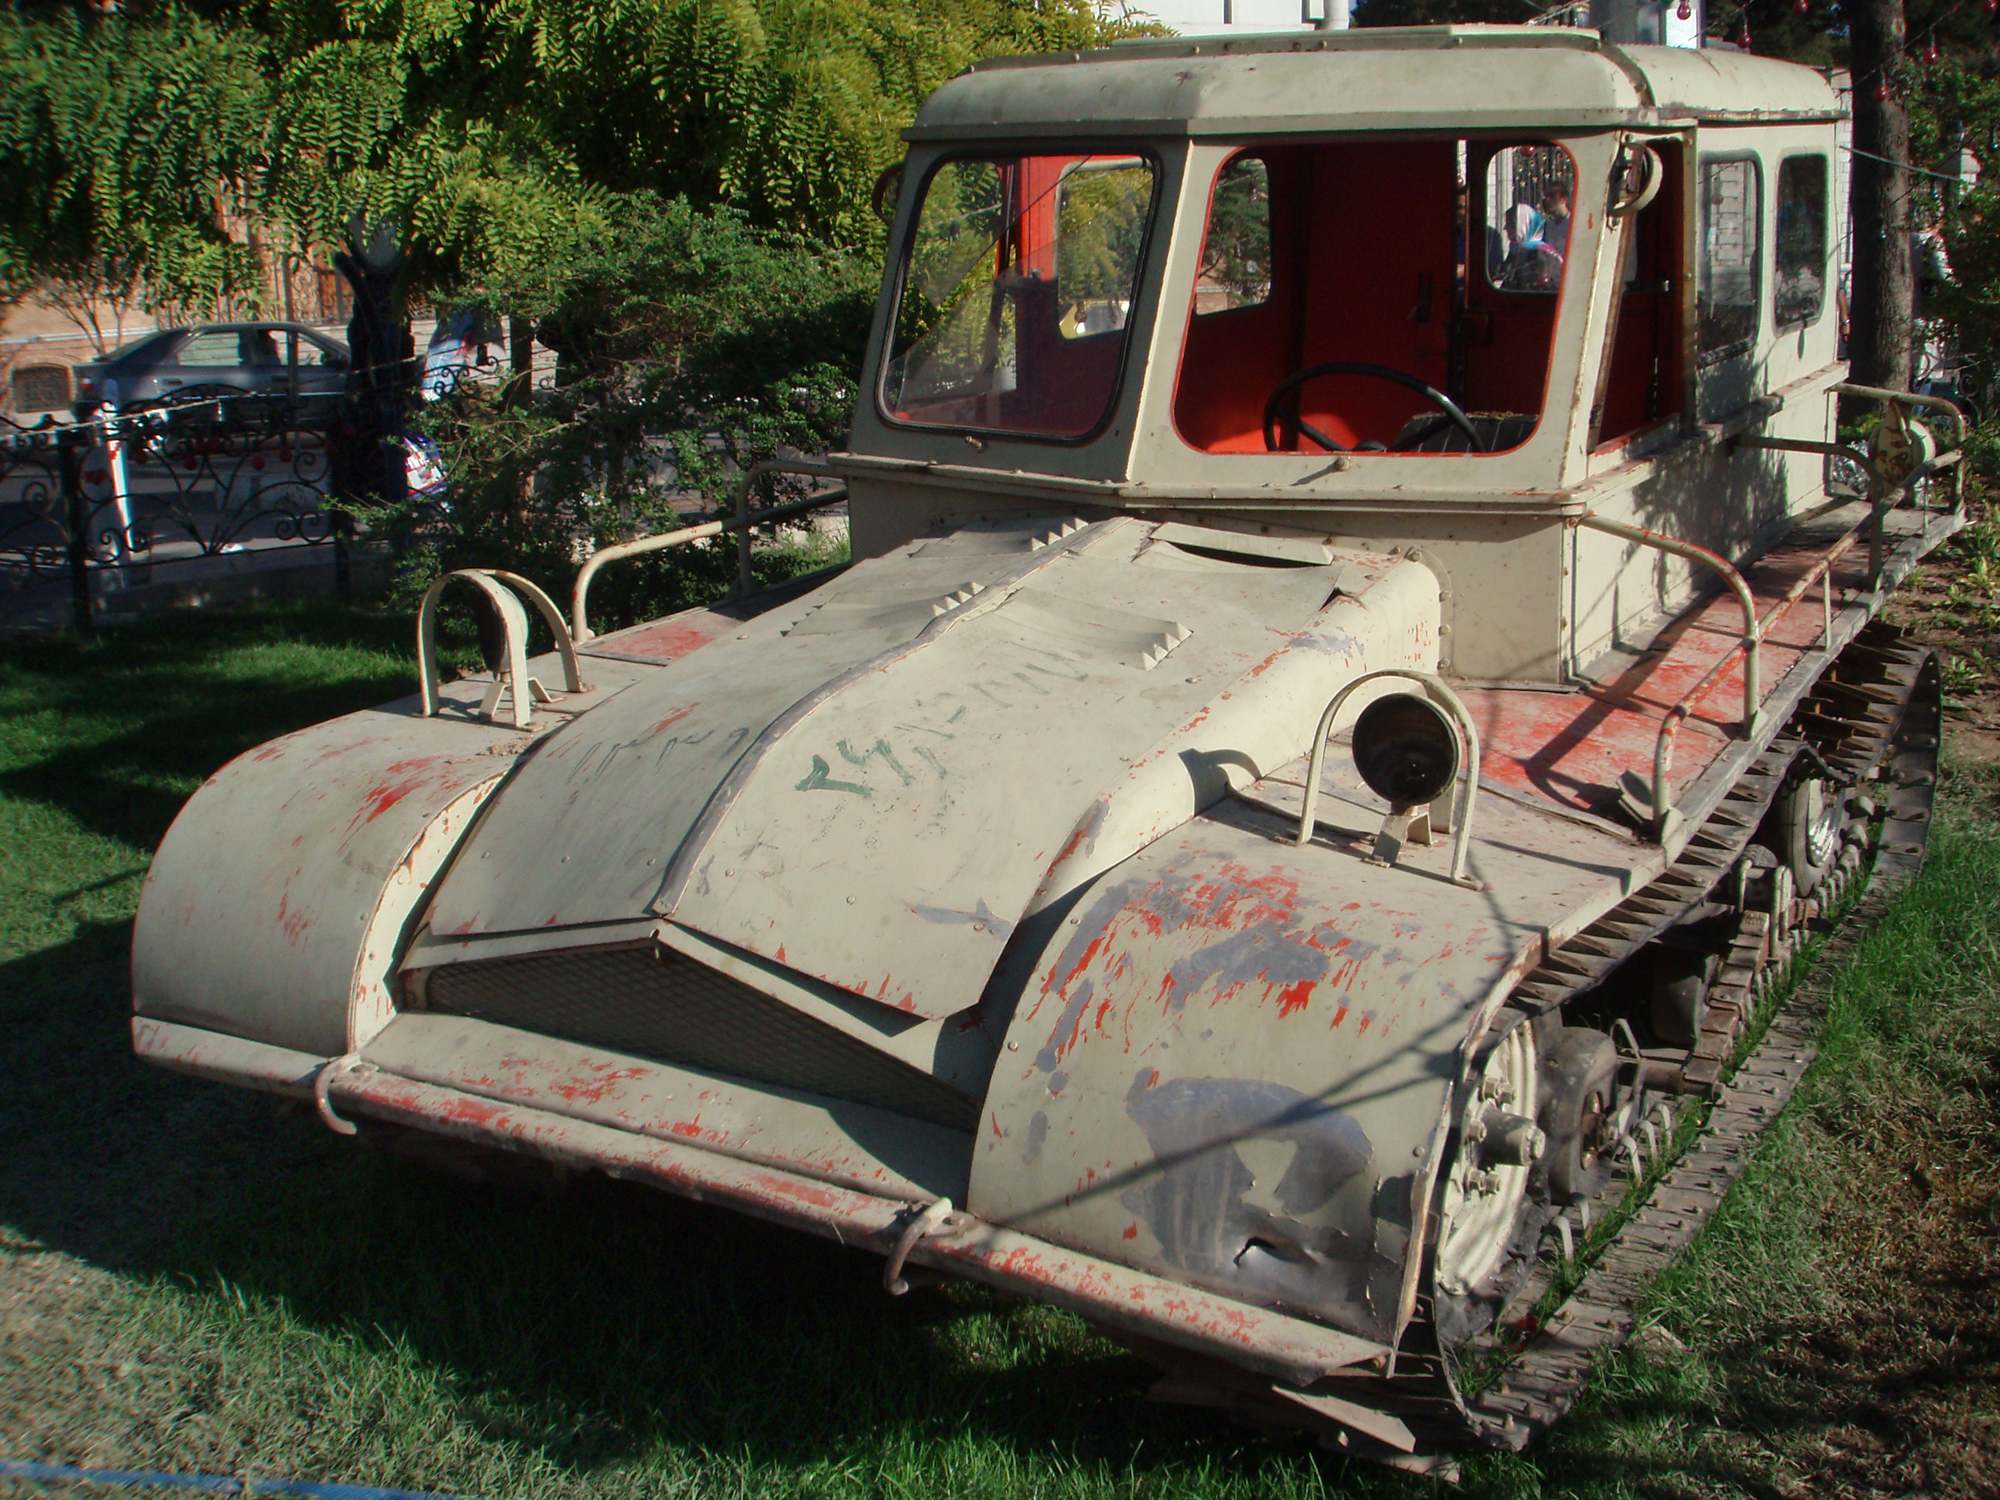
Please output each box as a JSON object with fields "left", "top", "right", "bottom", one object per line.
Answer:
{"left": 1483, "top": 145, "right": 1577, "bottom": 294}
{"left": 1698, "top": 157, "right": 1761, "bottom": 360}
{"left": 1775, "top": 155, "right": 1828, "bottom": 329}
{"left": 177, "top": 332, "right": 243, "bottom": 366}
{"left": 1194, "top": 155, "right": 1272, "bottom": 315}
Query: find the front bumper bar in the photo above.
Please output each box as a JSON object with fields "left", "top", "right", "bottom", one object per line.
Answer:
{"left": 134, "top": 1015, "right": 1390, "bottom": 1389}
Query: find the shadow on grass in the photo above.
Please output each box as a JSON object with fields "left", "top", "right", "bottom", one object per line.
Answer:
{"left": 1, "top": 920, "right": 1432, "bottom": 1494}
{"left": 0, "top": 605, "right": 435, "bottom": 856}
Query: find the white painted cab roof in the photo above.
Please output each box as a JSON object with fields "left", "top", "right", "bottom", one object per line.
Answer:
{"left": 906, "top": 26, "right": 1842, "bottom": 140}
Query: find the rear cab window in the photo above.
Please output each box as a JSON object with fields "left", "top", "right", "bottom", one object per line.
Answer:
{"left": 1774, "top": 154, "right": 1828, "bottom": 329}
{"left": 1698, "top": 156, "right": 1762, "bottom": 361}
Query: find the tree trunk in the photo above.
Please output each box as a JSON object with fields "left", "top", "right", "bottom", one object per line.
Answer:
{"left": 507, "top": 316, "right": 534, "bottom": 405}
{"left": 507, "top": 315, "right": 535, "bottom": 534}
{"left": 1846, "top": 0, "right": 1913, "bottom": 411}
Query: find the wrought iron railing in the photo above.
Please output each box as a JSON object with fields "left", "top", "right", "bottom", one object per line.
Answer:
{"left": 0, "top": 391, "right": 346, "bottom": 625}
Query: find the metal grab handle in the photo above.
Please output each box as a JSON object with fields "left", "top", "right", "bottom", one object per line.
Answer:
{"left": 570, "top": 465, "right": 848, "bottom": 641}
{"left": 1579, "top": 516, "right": 1760, "bottom": 843}
{"left": 1295, "top": 668, "right": 1483, "bottom": 888}
{"left": 418, "top": 568, "right": 584, "bottom": 730}
{"left": 1580, "top": 514, "right": 1762, "bottom": 736}
{"left": 1831, "top": 380, "right": 1965, "bottom": 448}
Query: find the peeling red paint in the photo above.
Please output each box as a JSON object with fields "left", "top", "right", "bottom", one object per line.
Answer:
{"left": 647, "top": 703, "right": 700, "bottom": 737}
{"left": 276, "top": 892, "right": 310, "bottom": 946}
{"left": 549, "top": 1066, "right": 649, "bottom": 1107}
{"left": 589, "top": 615, "right": 725, "bottom": 663}
{"left": 347, "top": 757, "right": 449, "bottom": 835}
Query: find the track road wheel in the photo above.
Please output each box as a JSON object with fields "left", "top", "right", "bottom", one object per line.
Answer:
{"left": 1435, "top": 1017, "right": 1544, "bottom": 1299}
{"left": 1778, "top": 774, "right": 1843, "bottom": 897}
{"left": 1539, "top": 1028, "right": 1618, "bottom": 1205}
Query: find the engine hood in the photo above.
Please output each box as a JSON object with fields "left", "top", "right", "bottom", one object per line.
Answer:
{"left": 422, "top": 516, "right": 1442, "bottom": 1018}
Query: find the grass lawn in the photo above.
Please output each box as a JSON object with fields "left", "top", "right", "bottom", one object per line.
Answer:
{"left": 1, "top": 602, "right": 1994, "bottom": 1500}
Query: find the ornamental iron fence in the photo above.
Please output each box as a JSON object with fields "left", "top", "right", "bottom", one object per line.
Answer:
{"left": 0, "top": 392, "right": 351, "bottom": 628}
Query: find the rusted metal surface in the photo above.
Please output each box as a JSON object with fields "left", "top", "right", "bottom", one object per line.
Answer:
{"left": 1578, "top": 514, "right": 1763, "bottom": 737}
{"left": 974, "top": 778, "right": 1648, "bottom": 1347}
{"left": 129, "top": 26, "right": 1962, "bottom": 1464}
{"left": 361, "top": 1012, "right": 974, "bottom": 1202}
{"left": 1458, "top": 506, "right": 1952, "bottom": 832}
{"left": 132, "top": 661, "right": 649, "bottom": 1055}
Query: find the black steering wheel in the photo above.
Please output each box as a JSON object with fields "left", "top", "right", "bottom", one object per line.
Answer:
{"left": 1262, "top": 361, "right": 1487, "bottom": 455}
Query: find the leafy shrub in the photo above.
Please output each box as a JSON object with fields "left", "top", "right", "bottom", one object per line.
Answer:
{"left": 393, "top": 194, "right": 874, "bottom": 634}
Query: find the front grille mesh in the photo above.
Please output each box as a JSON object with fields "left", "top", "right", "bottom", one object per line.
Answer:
{"left": 423, "top": 944, "right": 978, "bottom": 1131}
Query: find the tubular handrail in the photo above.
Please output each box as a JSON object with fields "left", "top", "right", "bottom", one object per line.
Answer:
{"left": 1644, "top": 521, "right": 1867, "bottom": 839}
{"left": 1581, "top": 514, "right": 1763, "bottom": 734}
{"left": 1732, "top": 433, "right": 1885, "bottom": 494}
{"left": 1630, "top": 377, "right": 1965, "bottom": 841}
{"left": 736, "top": 458, "right": 845, "bottom": 596}
{"left": 1831, "top": 380, "right": 1966, "bottom": 448}
{"left": 1294, "top": 668, "right": 1483, "bottom": 888}
{"left": 571, "top": 518, "right": 725, "bottom": 642}
{"left": 571, "top": 471, "right": 848, "bottom": 641}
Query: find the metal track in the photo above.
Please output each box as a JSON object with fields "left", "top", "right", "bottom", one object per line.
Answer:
{"left": 1166, "top": 623, "right": 1944, "bottom": 1470}
{"left": 1432, "top": 625, "right": 1942, "bottom": 1455}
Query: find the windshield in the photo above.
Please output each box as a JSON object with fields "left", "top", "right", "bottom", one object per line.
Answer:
{"left": 882, "top": 152, "right": 1157, "bottom": 439}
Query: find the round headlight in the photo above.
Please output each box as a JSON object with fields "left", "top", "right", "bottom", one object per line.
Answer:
{"left": 1352, "top": 692, "right": 1460, "bottom": 807}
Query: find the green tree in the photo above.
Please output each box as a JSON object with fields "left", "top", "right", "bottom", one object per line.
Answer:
{"left": 241, "top": 0, "right": 1153, "bottom": 293}
{"left": 0, "top": 6, "right": 272, "bottom": 344}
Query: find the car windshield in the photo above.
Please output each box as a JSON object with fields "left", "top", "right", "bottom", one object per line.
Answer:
{"left": 882, "top": 151, "right": 1157, "bottom": 440}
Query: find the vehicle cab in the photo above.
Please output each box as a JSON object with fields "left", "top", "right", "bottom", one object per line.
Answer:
{"left": 836, "top": 25, "right": 1844, "bottom": 685}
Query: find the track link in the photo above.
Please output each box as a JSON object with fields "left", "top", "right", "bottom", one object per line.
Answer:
{"left": 1437, "top": 626, "right": 1942, "bottom": 1453}
{"left": 1166, "top": 624, "right": 1945, "bottom": 1471}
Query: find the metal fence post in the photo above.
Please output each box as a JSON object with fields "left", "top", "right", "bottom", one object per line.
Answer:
{"left": 58, "top": 431, "right": 91, "bottom": 635}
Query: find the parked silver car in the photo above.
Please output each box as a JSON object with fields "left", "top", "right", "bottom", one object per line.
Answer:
{"left": 72, "top": 321, "right": 350, "bottom": 415}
